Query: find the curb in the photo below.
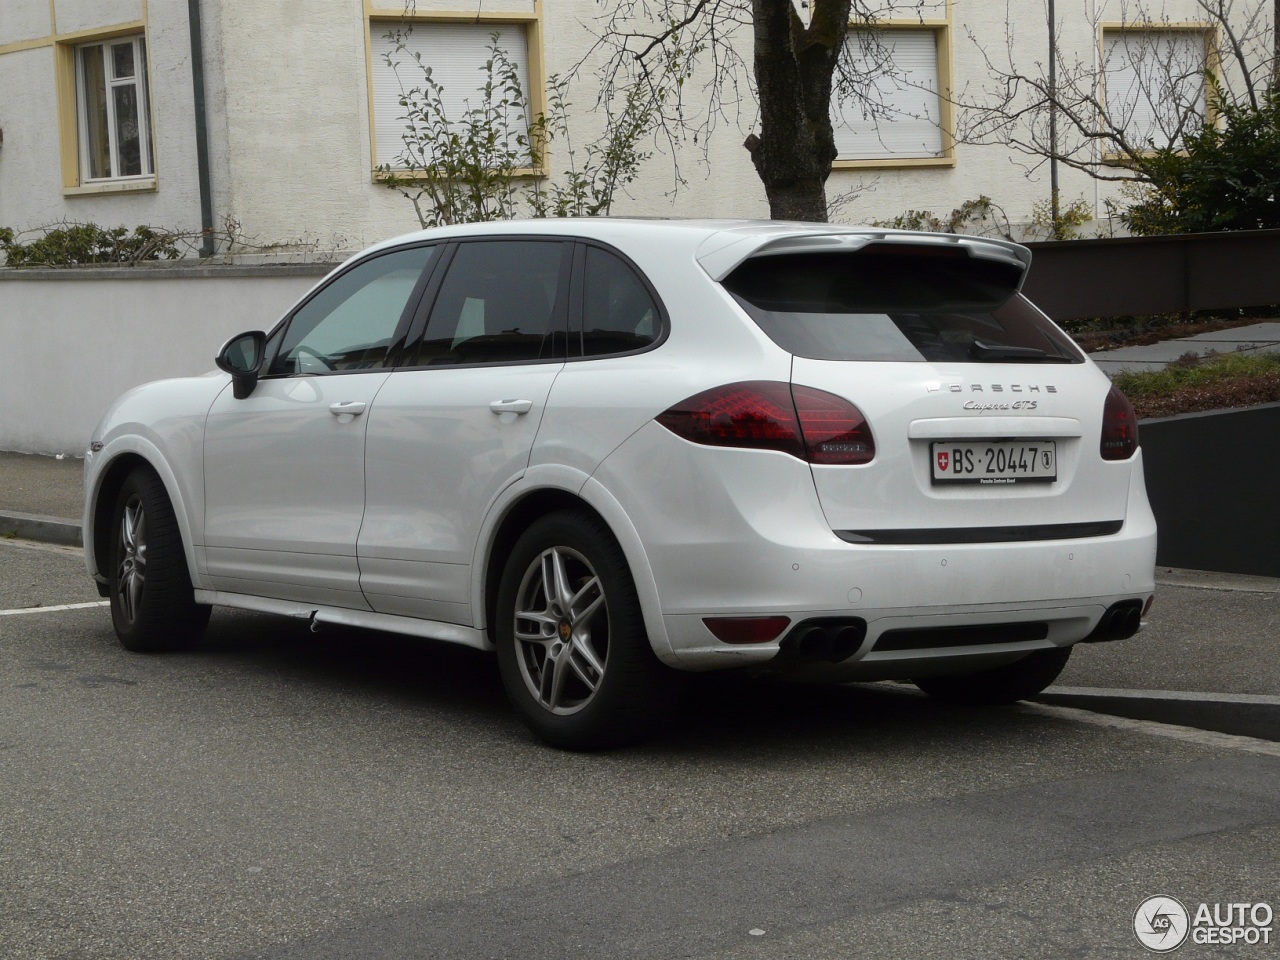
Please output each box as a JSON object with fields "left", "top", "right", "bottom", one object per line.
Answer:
{"left": 1154, "top": 566, "right": 1280, "bottom": 593}
{"left": 1036, "top": 686, "right": 1280, "bottom": 743}
{"left": 0, "top": 511, "right": 83, "bottom": 548}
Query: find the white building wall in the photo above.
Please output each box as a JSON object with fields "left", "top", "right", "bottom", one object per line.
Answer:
{"left": 1, "top": 0, "right": 1271, "bottom": 251}
{"left": 0, "top": 0, "right": 209, "bottom": 239}
{"left": 204, "top": 0, "right": 1255, "bottom": 243}
{"left": 210, "top": 0, "right": 397, "bottom": 250}
{"left": 0, "top": 46, "right": 64, "bottom": 211}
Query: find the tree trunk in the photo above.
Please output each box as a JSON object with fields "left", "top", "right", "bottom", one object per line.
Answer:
{"left": 748, "top": 0, "right": 853, "bottom": 221}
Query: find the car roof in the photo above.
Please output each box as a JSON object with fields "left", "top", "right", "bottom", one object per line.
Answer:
{"left": 360, "top": 218, "right": 1033, "bottom": 286}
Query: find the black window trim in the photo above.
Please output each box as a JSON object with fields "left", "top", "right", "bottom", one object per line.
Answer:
{"left": 258, "top": 241, "right": 444, "bottom": 380}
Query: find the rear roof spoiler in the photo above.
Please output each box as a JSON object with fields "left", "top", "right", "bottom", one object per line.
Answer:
{"left": 695, "top": 227, "right": 1033, "bottom": 288}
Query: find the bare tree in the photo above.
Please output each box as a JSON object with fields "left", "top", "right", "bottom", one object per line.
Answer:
{"left": 579, "top": 0, "right": 925, "bottom": 221}
{"left": 953, "top": 0, "right": 1278, "bottom": 185}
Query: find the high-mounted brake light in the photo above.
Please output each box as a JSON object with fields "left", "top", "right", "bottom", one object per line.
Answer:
{"left": 1100, "top": 385, "right": 1139, "bottom": 461}
{"left": 656, "top": 381, "right": 875, "bottom": 464}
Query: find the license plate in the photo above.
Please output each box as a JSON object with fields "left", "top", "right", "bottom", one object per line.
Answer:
{"left": 931, "top": 441, "right": 1057, "bottom": 485}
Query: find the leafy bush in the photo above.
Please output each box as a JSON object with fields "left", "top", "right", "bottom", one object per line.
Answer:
{"left": 1122, "top": 89, "right": 1280, "bottom": 235}
{"left": 1029, "top": 196, "right": 1094, "bottom": 240}
{"left": 376, "top": 33, "right": 653, "bottom": 227}
{"left": 0, "top": 223, "right": 180, "bottom": 265}
{"left": 869, "top": 196, "right": 1012, "bottom": 239}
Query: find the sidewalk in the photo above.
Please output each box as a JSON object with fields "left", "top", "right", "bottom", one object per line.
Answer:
{"left": 0, "top": 451, "right": 84, "bottom": 546}
{"left": 1088, "top": 320, "right": 1280, "bottom": 375}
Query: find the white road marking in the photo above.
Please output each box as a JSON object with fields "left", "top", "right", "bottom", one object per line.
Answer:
{"left": 1019, "top": 702, "right": 1280, "bottom": 759}
{"left": 1047, "top": 685, "right": 1280, "bottom": 706}
{"left": 0, "top": 601, "right": 110, "bottom": 617}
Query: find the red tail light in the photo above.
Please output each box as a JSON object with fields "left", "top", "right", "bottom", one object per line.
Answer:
{"left": 792, "top": 385, "right": 875, "bottom": 464}
{"left": 1100, "top": 385, "right": 1139, "bottom": 461}
{"left": 656, "top": 381, "right": 875, "bottom": 464}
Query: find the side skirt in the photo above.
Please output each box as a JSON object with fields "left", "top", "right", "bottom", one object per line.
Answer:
{"left": 192, "top": 590, "right": 493, "bottom": 652}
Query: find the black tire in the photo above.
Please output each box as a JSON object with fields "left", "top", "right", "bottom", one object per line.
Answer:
{"left": 494, "top": 511, "right": 682, "bottom": 750}
{"left": 913, "top": 646, "right": 1072, "bottom": 705}
{"left": 108, "top": 467, "right": 211, "bottom": 652}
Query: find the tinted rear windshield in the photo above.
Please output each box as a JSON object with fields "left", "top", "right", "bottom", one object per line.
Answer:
{"left": 722, "top": 248, "right": 1083, "bottom": 364}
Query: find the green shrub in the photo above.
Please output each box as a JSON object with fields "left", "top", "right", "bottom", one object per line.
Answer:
{"left": 1112, "top": 352, "right": 1280, "bottom": 418}
{"left": 0, "top": 223, "right": 180, "bottom": 265}
{"left": 1122, "top": 89, "right": 1280, "bottom": 235}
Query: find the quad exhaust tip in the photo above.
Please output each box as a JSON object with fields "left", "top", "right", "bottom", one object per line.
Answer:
{"left": 1084, "top": 599, "right": 1145, "bottom": 643}
{"left": 778, "top": 618, "right": 868, "bottom": 664}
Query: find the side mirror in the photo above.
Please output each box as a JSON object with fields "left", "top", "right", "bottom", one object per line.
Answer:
{"left": 215, "top": 331, "right": 266, "bottom": 400}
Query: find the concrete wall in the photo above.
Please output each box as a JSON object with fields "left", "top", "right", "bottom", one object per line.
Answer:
{"left": 0, "top": 264, "right": 330, "bottom": 455}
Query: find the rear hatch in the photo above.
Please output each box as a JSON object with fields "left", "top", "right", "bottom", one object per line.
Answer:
{"left": 719, "top": 237, "right": 1134, "bottom": 540}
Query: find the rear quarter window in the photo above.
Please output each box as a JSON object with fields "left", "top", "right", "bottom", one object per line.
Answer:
{"left": 578, "top": 246, "right": 663, "bottom": 356}
{"left": 722, "top": 248, "right": 1083, "bottom": 364}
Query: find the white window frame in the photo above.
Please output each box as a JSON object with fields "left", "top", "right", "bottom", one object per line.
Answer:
{"left": 74, "top": 34, "right": 154, "bottom": 183}
{"left": 1101, "top": 26, "right": 1214, "bottom": 153}
{"left": 832, "top": 23, "right": 954, "bottom": 168}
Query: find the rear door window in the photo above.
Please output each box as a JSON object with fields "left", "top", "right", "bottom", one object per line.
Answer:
{"left": 722, "top": 248, "right": 1083, "bottom": 364}
{"left": 408, "top": 240, "right": 570, "bottom": 366}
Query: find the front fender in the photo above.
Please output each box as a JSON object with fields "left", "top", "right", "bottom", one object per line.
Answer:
{"left": 84, "top": 374, "right": 230, "bottom": 587}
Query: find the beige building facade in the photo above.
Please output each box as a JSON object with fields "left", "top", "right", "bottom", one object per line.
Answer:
{"left": 0, "top": 0, "right": 1262, "bottom": 254}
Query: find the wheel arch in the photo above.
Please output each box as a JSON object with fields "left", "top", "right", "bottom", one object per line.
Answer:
{"left": 476, "top": 474, "right": 673, "bottom": 664}
{"left": 87, "top": 442, "right": 202, "bottom": 589}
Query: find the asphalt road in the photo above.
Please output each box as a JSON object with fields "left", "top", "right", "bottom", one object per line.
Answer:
{"left": 2, "top": 536, "right": 1278, "bottom": 960}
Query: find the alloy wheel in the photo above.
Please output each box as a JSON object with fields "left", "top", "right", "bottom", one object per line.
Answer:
{"left": 116, "top": 495, "right": 147, "bottom": 626}
{"left": 513, "top": 545, "right": 609, "bottom": 715}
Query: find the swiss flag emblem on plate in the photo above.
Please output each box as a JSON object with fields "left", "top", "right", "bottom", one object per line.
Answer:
{"left": 937, "top": 450, "right": 950, "bottom": 473}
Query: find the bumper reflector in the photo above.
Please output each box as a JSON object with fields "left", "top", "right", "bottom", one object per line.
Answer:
{"left": 704, "top": 616, "right": 792, "bottom": 644}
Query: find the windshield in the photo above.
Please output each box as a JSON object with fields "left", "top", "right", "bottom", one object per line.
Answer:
{"left": 722, "top": 248, "right": 1083, "bottom": 364}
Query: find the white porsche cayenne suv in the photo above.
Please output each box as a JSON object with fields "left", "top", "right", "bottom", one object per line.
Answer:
{"left": 84, "top": 219, "right": 1156, "bottom": 749}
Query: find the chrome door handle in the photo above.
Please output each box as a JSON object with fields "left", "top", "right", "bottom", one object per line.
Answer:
{"left": 329, "top": 401, "right": 367, "bottom": 417}
{"left": 489, "top": 399, "right": 533, "bottom": 415}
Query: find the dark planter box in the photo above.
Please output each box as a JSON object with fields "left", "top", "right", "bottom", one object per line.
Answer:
{"left": 1139, "top": 403, "right": 1280, "bottom": 577}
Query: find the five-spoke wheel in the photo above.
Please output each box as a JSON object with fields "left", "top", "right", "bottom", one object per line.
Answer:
{"left": 496, "top": 511, "right": 681, "bottom": 749}
{"left": 115, "top": 492, "right": 148, "bottom": 628}
{"left": 512, "top": 544, "right": 610, "bottom": 716}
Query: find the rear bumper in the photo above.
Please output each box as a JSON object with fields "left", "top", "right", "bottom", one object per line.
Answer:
{"left": 664, "top": 597, "right": 1148, "bottom": 675}
{"left": 594, "top": 423, "right": 1157, "bottom": 672}
{"left": 655, "top": 510, "right": 1157, "bottom": 671}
